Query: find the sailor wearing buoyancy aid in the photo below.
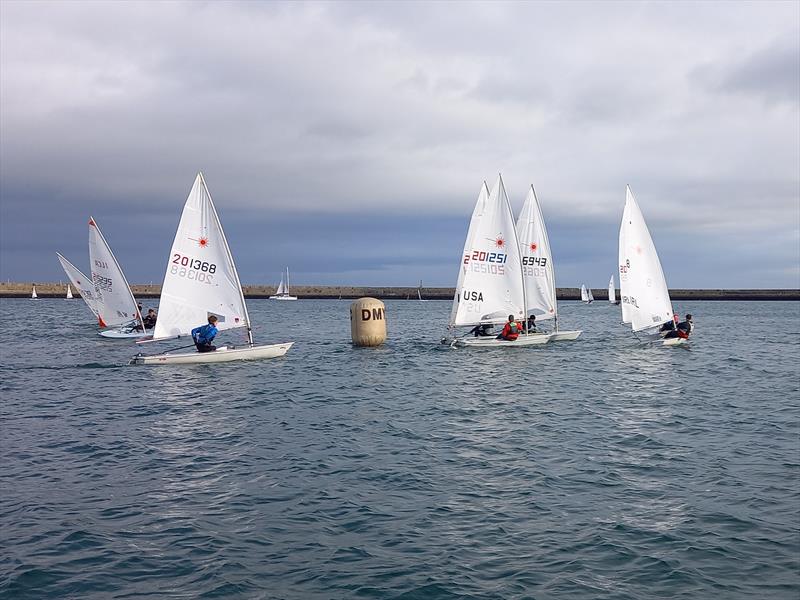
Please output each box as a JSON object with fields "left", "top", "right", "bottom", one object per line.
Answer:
{"left": 498, "top": 314, "right": 522, "bottom": 341}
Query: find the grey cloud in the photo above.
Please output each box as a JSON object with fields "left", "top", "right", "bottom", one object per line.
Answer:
{"left": 694, "top": 35, "right": 800, "bottom": 106}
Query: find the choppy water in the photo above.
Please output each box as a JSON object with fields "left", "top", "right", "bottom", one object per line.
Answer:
{"left": 1, "top": 298, "right": 798, "bottom": 599}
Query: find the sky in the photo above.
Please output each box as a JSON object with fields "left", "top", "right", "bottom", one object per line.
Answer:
{"left": 1, "top": 0, "right": 798, "bottom": 288}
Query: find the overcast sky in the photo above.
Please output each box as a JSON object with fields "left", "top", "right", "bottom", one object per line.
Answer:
{"left": 1, "top": 0, "right": 798, "bottom": 288}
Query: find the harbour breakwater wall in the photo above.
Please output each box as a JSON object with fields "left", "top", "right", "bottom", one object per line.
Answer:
{"left": 2, "top": 282, "right": 798, "bottom": 301}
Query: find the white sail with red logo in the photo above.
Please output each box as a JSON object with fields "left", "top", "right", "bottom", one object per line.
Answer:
{"left": 449, "top": 181, "right": 490, "bottom": 325}
{"left": 516, "top": 185, "right": 556, "bottom": 322}
{"left": 151, "top": 173, "right": 250, "bottom": 342}
{"left": 618, "top": 185, "right": 673, "bottom": 333}
{"left": 88, "top": 217, "right": 143, "bottom": 329}
{"left": 450, "top": 175, "right": 525, "bottom": 327}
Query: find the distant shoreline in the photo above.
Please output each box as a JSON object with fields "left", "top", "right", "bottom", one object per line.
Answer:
{"left": 2, "top": 283, "right": 798, "bottom": 301}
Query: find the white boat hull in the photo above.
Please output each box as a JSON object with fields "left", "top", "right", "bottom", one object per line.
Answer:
{"left": 130, "top": 342, "right": 293, "bottom": 365}
{"left": 99, "top": 328, "right": 152, "bottom": 339}
{"left": 269, "top": 295, "right": 297, "bottom": 300}
{"left": 453, "top": 333, "right": 551, "bottom": 348}
{"left": 662, "top": 336, "right": 688, "bottom": 347}
{"left": 549, "top": 330, "right": 582, "bottom": 341}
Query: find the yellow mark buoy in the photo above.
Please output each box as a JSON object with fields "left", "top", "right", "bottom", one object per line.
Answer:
{"left": 350, "top": 297, "right": 387, "bottom": 347}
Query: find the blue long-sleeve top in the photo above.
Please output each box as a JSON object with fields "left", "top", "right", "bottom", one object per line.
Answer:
{"left": 192, "top": 323, "right": 218, "bottom": 344}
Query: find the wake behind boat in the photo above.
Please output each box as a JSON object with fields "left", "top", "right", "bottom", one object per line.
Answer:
{"left": 131, "top": 173, "right": 293, "bottom": 365}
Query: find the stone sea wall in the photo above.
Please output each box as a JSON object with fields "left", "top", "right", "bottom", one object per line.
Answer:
{"left": 2, "top": 282, "right": 798, "bottom": 301}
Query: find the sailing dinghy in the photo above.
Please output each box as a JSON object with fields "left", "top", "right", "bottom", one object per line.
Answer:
{"left": 608, "top": 275, "right": 618, "bottom": 304}
{"left": 31, "top": 285, "right": 37, "bottom": 299}
{"left": 580, "top": 284, "right": 593, "bottom": 304}
{"left": 131, "top": 173, "right": 293, "bottom": 365}
{"left": 447, "top": 176, "right": 550, "bottom": 347}
{"left": 88, "top": 218, "right": 149, "bottom": 338}
{"left": 66, "top": 284, "right": 73, "bottom": 299}
{"left": 618, "top": 185, "right": 683, "bottom": 346}
{"left": 516, "top": 185, "right": 581, "bottom": 342}
{"left": 269, "top": 268, "right": 297, "bottom": 300}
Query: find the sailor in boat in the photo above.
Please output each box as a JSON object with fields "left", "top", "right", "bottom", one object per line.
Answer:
{"left": 497, "top": 315, "right": 522, "bottom": 341}
{"left": 468, "top": 323, "right": 494, "bottom": 337}
{"left": 191, "top": 315, "right": 219, "bottom": 353}
{"left": 524, "top": 314, "right": 538, "bottom": 333}
{"left": 142, "top": 308, "right": 157, "bottom": 329}
{"left": 660, "top": 314, "right": 680, "bottom": 334}
{"left": 664, "top": 314, "right": 693, "bottom": 340}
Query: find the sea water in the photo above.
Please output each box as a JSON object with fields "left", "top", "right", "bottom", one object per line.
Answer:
{"left": 1, "top": 298, "right": 798, "bottom": 599}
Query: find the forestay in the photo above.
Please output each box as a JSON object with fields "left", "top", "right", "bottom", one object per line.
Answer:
{"left": 88, "top": 218, "right": 142, "bottom": 328}
{"left": 618, "top": 185, "right": 673, "bottom": 332}
{"left": 57, "top": 252, "right": 100, "bottom": 317}
{"left": 516, "top": 185, "right": 556, "bottom": 321}
{"left": 152, "top": 173, "right": 250, "bottom": 341}
{"left": 450, "top": 176, "right": 525, "bottom": 327}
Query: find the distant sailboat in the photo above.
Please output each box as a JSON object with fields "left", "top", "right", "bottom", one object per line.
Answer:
{"left": 608, "top": 275, "right": 618, "bottom": 304}
{"left": 31, "top": 285, "right": 37, "bottom": 299}
{"left": 269, "top": 268, "right": 297, "bottom": 300}
{"left": 66, "top": 284, "right": 74, "bottom": 299}
{"left": 417, "top": 280, "right": 427, "bottom": 302}
{"left": 580, "top": 284, "right": 593, "bottom": 304}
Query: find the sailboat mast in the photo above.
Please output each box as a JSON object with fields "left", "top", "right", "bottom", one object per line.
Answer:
{"left": 200, "top": 173, "right": 254, "bottom": 346}
{"left": 501, "top": 175, "right": 528, "bottom": 335}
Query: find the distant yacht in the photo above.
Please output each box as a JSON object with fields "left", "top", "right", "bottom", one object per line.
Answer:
{"left": 270, "top": 267, "right": 297, "bottom": 300}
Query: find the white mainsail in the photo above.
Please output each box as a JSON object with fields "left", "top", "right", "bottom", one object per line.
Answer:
{"left": 608, "top": 276, "right": 616, "bottom": 304}
{"left": 449, "top": 182, "right": 490, "bottom": 325}
{"left": 57, "top": 252, "right": 99, "bottom": 317}
{"left": 580, "top": 284, "right": 589, "bottom": 303}
{"left": 588, "top": 288, "right": 594, "bottom": 302}
{"left": 66, "top": 284, "right": 73, "bottom": 299}
{"left": 450, "top": 175, "right": 525, "bottom": 327}
{"left": 515, "top": 185, "right": 556, "bottom": 321}
{"left": 618, "top": 185, "right": 673, "bottom": 332}
{"left": 618, "top": 198, "right": 633, "bottom": 324}
{"left": 152, "top": 173, "right": 250, "bottom": 342}
{"left": 31, "top": 285, "right": 37, "bottom": 299}
{"left": 275, "top": 276, "right": 286, "bottom": 296}
{"left": 88, "top": 218, "right": 142, "bottom": 328}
